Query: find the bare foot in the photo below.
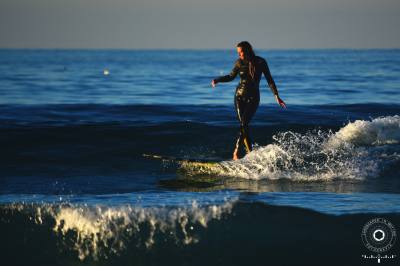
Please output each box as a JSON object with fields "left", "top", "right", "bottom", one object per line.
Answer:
{"left": 232, "top": 149, "right": 239, "bottom": 160}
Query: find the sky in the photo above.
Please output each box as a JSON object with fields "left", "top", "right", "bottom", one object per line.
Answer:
{"left": 0, "top": 0, "right": 399, "bottom": 49}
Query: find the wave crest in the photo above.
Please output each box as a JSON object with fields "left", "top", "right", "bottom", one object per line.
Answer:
{"left": 1, "top": 200, "right": 235, "bottom": 261}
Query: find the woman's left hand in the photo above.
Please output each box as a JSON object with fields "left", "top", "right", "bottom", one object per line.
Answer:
{"left": 275, "top": 95, "right": 287, "bottom": 108}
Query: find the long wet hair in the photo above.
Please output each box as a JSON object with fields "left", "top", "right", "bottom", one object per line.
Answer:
{"left": 236, "top": 41, "right": 256, "bottom": 81}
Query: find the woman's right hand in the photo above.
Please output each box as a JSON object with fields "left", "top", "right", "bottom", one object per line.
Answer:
{"left": 211, "top": 79, "right": 217, "bottom": 88}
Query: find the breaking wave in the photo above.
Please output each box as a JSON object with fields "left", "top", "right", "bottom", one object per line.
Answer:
{"left": 0, "top": 200, "right": 235, "bottom": 261}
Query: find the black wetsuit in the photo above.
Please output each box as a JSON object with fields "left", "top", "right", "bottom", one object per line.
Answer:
{"left": 214, "top": 56, "right": 278, "bottom": 154}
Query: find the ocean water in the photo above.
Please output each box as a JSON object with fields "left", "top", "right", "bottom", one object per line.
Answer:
{"left": 1, "top": 49, "right": 400, "bottom": 265}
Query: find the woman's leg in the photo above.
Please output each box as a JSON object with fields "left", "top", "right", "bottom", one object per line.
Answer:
{"left": 233, "top": 97, "right": 244, "bottom": 160}
{"left": 233, "top": 96, "right": 259, "bottom": 159}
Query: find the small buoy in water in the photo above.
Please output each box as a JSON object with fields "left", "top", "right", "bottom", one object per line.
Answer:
{"left": 103, "top": 69, "right": 109, "bottom": 75}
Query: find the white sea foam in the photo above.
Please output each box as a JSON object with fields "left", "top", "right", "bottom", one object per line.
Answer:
{"left": 328, "top": 115, "right": 400, "bottom": 147}
{"left": 182, "top": 116, "right": 400, "bottom": 181}
{"left": 4, "top": 200, "right": 235, "bottom": 261}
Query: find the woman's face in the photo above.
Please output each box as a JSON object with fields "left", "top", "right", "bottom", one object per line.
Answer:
{"left": 237, "top": 47, "right": 245, "bottom": 60}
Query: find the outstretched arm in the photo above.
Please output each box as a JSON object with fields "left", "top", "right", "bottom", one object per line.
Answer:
{"left": 211, "top": 60, "right": 240, "bottom": 88}
{"left": 262, "top": 59, "right": 286, "bottom": 108}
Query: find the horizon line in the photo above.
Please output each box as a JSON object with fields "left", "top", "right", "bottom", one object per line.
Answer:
{"left": 1, "top": 47, "right": 399, "bottom": 51}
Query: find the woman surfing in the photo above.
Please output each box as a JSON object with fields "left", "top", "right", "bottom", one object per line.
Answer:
{"left": 211, "top": 41, "right": 286, "bottom": 160}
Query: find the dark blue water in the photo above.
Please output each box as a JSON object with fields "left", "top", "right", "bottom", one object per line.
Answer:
{"left": 1, "top": 49, "right": 400, "bottom": 265}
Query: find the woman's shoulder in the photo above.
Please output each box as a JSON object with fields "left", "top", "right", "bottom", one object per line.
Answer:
{"left": 255, "top": 55, "right": 267, "bottom": 64}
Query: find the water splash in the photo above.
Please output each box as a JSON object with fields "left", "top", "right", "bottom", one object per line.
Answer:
{"left": 179, "top": 116, "right": 400, "bottom": 181}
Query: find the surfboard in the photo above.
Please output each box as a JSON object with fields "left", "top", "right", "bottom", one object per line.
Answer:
{"left": 143, "top": 153, "right": 228, "bottom": 188}
{"left": 142, "top": 153, "right": 220, "bottom": 166}
{"left": 142, "top": 153, "right": 227, "bottom": 178}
